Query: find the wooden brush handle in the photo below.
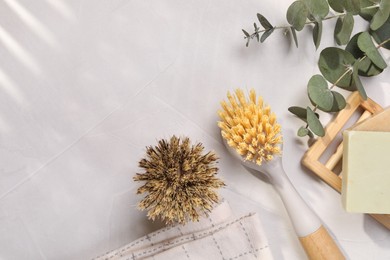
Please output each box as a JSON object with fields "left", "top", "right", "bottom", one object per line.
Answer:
{"left": 299, "top": 225, "right": 345, "bottom": 260}
{"left": 265, "top": 160, "right": 345, "bottom": 260}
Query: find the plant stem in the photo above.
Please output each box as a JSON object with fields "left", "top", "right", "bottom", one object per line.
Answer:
{"left": 320, "top": 12, "right": 346, "bottom": 21}
{"left": 378, "top": 38, "right": 390, "bottom": 48}
{"left": 330, "top": 67, "right": 353, "bottom": 90}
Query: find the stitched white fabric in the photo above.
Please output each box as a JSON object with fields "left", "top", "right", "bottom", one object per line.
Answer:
{"left": 94, "top": 201, "right": 273, "bottom": 260}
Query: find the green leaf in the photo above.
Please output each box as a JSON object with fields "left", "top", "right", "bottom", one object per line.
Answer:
{"left": 307, "top": 107, "right": 325, "bottom": 136}
{"left": 291, "top": 27, "right": 299, "bottom": 47}
{"left": 304, "top": 0, "right": 330, "bottom": 19}
{"left": 345, "top": 0, "right": 361, "bottom": 14}
{"left": 334, "top": 13, "right": 354, "bottom": 45}
{"left": 361, "top": 60, "right": 383, "bottom": 76}
{"left": 298, "top": 126, "right": 309, "bottom": 137}
{"left": 242, "top": 29, "right": 250, "bottom": 37}
{"left": 254, "top": 23, "right": 260, "bottom": 42}
{"left": 307, "top": 74, "right": 334, "bottom": 111}
{"left": 359, "top": 0, "right": 379, "bottom": 21}
{"left": 358, "top": 59, "right": 384, "bottom": 76}
{"left": 318, "top": 47, "right": 356, "bottom": 89}
{"left": 346, "top": 32, "right": 384, "bottom": 76}
{"left": 307, "top": 129, "right": 315, "bottom": 138}
{"left": 346, "top": 32, "right": 365, "bottom": 58}
{"left": 287, "top": 1, "right": 309, "bottom": 31}
{"left": 371, "top": 16, "right": 390, "bottom": 50}
{"left": 261, "top": 28, "right": 275, "bottom": 43}
{"left": 353, "top": 62, "right": 368, "bottom": 99}
{"left": 370, "top": 0, "right": 390, "bottom": 30}
{"left": 288, "top": 106, "right": 320, "bottom": 122}
{"left": 307, "top": 14, "right": 316, "bottom": 22}
{"left": 329, "top": 91, "right": 347, "bottom": 112}
{"left": 329, "top": 0, "right": 345, "bottom": 12}
{"left": 257, "top": 13, "right": 273, "bottom": 30}
{"left": 357, "top": 32, "right": 387, "bottom": 69}
{"left": 313, "top": 20, "right": 323, "bottom": 49}
{"left": 329, "top": 0, "right": 361, "bottom": 14}
{"left": 288, "top": 106, "right": 308, "bottom": 121}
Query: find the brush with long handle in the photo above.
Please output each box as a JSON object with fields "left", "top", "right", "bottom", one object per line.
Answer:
{"left": 218, "top": 89, "right": 344, "bottom": 260}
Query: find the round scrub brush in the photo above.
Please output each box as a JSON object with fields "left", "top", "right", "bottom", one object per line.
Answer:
{"left": 134, "top": 136, "right": 225, "bottom": 225}
{"left": 218, "top": 89, "right": 344, "bottom": 260}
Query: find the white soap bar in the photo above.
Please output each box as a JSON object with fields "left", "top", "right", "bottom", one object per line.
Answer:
{"left": 342, "top": 130, "right": 390, "bottom": 214}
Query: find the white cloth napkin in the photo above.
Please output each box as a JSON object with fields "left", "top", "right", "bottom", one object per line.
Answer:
{"left": 94, "top": 201, "right": 273, "bottom": 260}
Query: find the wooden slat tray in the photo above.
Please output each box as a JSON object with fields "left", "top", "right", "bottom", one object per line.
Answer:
{"left": 301, "top": 91, "right": 390, "bottom": 230}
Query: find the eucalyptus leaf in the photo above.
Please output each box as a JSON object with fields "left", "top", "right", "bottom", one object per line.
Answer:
{"left": 242, "top": 29, "right": 250, "bottom": 37}
{"left": 307, "top": 14, "right": 316, "bottom": 22}
{"left": 288, "top": 106, "right": 319, "bottom": 122}
{"left": 307, "top": 74, "right": 334, "bottom": 111}
{"left": 334, "top": 13, "right": 354, "bottom": 45}
{"left": 304, "top": 0, "right": 330, "bottom": 19}
{"left": 329, "top": 0, "right": 360, "bottom": 13}
{"left": 313, "top": 20, "right": 323, "bottom": 49}
{"left": 353, "top": 62, "right": 368, "bottom": 99}
{"left": 288, "top": 106, "right": 308, "bottom": 121}
{"left": 307, "top": 129, "right": 315, "bottom": 138}
{"left": 318, "top": 47, "right": 356, "bottom": 89}
{"left": 257, "top": 13, "right": 273, "bottom": 30}
{"left": 298, "top": 126, "right": 309, "bottom": 137}
{"left": 346, "top": 32, "right": 384, "bottom": 76}
{"left": 307, "top": 107, "right": 325, "bottom": 136}
{"left": 359, "top": 0, "right": 380, "bottom": 21}
{"left": 344, "top": 0, "right": 361, "bottom": 14}
{"left": 291, "top": 27, "right": 299, "bottom": 47}
{"left": 329, "top": 91, "right": 347, "bottom": 112}
{"left": 371, "top": 16, "right": 390, "bottom": 49}
{"left": 254, "top": 23, "right": 259, "bottom": 42}
{"left": 287, "top": 1, "right": 309, "bottom": 31}
{"left": 358, "top": 59, "right": 384, "bottom": 76}
{"left": 346, "top": 32, "right": 365, "bottom": 58}
{"left": 357, "top": 32, "right": 387, "bottom": 69}
{"left": 329, "top": 0, "right": 345, "bottom": 12}
{"left": 370, "top": 0, "right": 390, "bottom": 30}
{"left": 261, "top": 28, "right": 275, "bottom": 42}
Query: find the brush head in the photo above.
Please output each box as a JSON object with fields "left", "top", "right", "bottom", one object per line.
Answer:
{"left": 218, "top": 89, "right": 283, "bottom": 166}
{"left": 134, "top": 136, "right": 225, "bottom": 225}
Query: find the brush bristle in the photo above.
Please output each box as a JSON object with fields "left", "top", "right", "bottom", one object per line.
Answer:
{"left": 134, "top": 136, "right": 225, "bottom": 225}
{"left": 218, "top": 89, "right": 282, "bottom": 165}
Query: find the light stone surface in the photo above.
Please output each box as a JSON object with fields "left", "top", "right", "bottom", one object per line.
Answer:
{"left": 1, "top": 0, "right": 390, "bottom": 259}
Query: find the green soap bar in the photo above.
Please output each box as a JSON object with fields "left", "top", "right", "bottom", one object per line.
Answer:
{"left": 342, "top": 130, "right": 390, "bottom": 214}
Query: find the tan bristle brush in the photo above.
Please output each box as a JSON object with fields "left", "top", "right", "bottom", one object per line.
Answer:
{"left": 218, "top": 89, "right": 344, "bottom": 260}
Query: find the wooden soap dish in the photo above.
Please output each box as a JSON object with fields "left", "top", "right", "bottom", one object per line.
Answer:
{"left": 302, "top": 91, "right": 390, "bottom": 230}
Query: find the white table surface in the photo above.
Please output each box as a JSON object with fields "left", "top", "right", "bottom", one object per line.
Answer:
{"left": 1, "top": 0, "right": 390, "bottom": 259}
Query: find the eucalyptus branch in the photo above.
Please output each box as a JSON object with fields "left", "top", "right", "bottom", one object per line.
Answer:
{"left": 329, "top": 36, "right": 389, "bottom": 90}
{"left": 243, "top": 0, "right": 390, "bottom": 139}
{"left": 244, "top": 26, "right": 289, "bottom": 41}
{"left": 301, "top": 36, "right": 389, "bottom": 137}
{"left": 243, "top": 5, "right": 379, "bottom": 47}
